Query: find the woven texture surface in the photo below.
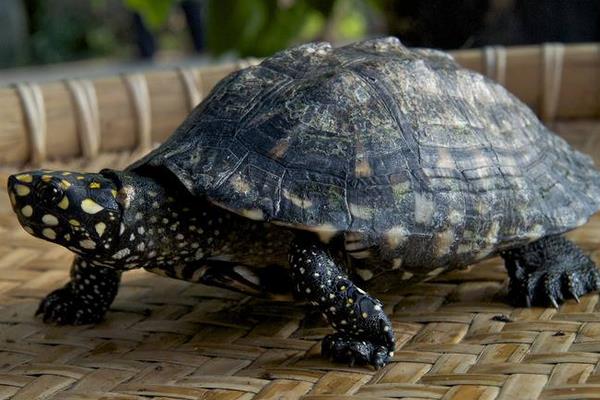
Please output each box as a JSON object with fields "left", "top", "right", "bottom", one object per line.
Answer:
{"left": 2, "top": 153, "right": 600, "bottom": 400}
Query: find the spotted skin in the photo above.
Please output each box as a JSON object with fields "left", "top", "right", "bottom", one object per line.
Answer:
{"left": 8, "top": 169, "right": 296, "bottom": 320}
{"left": 36, "top": 257, "right": 120, "bottom": 324}
{"left": 6, "top": 171, "right": 121, "bottom": 256}
{"left": 98, "top": 169, "right": 294, "bottom": 278}
{"left": 290, "top": 235, "right": 395, "bottom": 367}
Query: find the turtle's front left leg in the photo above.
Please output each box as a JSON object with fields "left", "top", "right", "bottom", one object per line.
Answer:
{"left": 289, "top": 235, "right": 395, "bottom": 368}
{"left": 37, "top": 256, "right": 121, "bottom": 324}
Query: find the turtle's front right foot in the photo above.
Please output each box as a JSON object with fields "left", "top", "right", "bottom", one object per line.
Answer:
{"left": 37, "top": 257, "right": 121, "bottom": 325}
{"left": 289, "top": 235, "right": 395, "bottom": 368}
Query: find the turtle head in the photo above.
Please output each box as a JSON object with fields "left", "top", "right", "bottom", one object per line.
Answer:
{"left": 7, "top": 170, "right": 122, "bottom": 255}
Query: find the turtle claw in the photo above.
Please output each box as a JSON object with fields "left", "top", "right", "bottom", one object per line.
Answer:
{"left": 571, "top": 291, "right": 581, "bottom": 303}
{"left": 525, "top": 294, "right": 532, "bottom": 308}
{"left": 322, "top": 333, "right": 392, "bottom": 369}
{"left": 503, "top": 236, "right": 600, "bottom": 309}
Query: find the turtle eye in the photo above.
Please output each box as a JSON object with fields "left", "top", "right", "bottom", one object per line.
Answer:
{"left": 38, "top": 184, "right": 64, "bottom": 205}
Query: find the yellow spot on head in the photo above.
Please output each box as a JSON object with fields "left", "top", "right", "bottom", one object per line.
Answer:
{"left": 42, "top": 214, "right": 59, "bottom": 226}
{"left": 81, "top": 198, "right": 104, "bottom": 214}
{"left": 42, "top": 228, "right": 56, "bottom": 240}
{"left": 41, "top": 175, "right": 53, "bottom": 182}
{"left": 16, "top": 174, "right": 32, "bottom": 183}
{"left": 111, "top": 190, "right": 117, "bottom": 198}
{"left": 95, "top": 222, "right": 106, "bottom": 237}
{"left": 14, "top": 184, "right": 30, "bottom": 196}
{"left": 89, "top": 182, "right": 101, "bottom": 189}
{"left": 21, "top": 205, "right": 33, "bottom": 217}
{"left": 60, "top": 180, "right": 71, "bottom": 189}
{"left": 58, "top": 196, "right": 69, "bottom": 210}
{"left": 69, "top": 219, "right": 80, "bottom": 226}
{"left": 76, "top": 176, "right": 85, "bottom": 180}
{"left": 61, "top": 172, "right": 71, "bottom": 176}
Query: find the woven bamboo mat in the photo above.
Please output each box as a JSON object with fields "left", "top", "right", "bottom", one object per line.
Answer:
{"left": 2, "top": 153, "right": 600, "bottom": 400}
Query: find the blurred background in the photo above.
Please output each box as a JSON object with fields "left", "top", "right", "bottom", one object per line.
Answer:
{"left": 1, "top": 0, "right": 600, "bottom": 73}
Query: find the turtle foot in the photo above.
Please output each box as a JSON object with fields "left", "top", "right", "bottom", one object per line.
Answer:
{"left": 36, "top": 285, "right": 106, "bottom": 325}
{"left": 503, "top": 235, "right": 600, "bottom": 308}
{"left": 322, "top": 333, "right": 393, "bottom": 368}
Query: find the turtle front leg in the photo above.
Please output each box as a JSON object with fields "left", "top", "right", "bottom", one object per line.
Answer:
{"left": 502, "top": 235, "right": 600, "bottom": 308}
{"left": 37, "top": 256, "right": 121, "bottom": 324}
{"left": 289, "top": 235, "right": 395, "bottom": 368}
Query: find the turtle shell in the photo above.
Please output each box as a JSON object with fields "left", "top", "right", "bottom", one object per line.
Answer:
{"left": 130, "top": 37, "right": 600, "bottom": 266}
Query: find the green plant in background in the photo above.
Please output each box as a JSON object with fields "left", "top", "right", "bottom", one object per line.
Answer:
{"left": 123, "top": 0, "right": 177, "bottom": 29}
{"left": 206, "top": 0, "right": 376, "bottom": 57}
{"left": 123, "top": 0, "right": 378, "bottom": 57}
{"left": 18, "top": 0, "right": 129, "bottom": 66}
{"left": 0, "top": 0, "right": 382, "bottom": 68}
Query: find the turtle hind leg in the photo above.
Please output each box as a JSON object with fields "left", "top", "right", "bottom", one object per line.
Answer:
{"left": 289, "top": 234, "right": 395, "bottom": 368}
{"left": 502, "top": 235, "right": 600, "bottom": 308}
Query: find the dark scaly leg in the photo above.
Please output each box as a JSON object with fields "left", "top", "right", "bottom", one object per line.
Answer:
{"left": 37, "top": 256, "right": 121, "bottom": 324}
{"left": 502, "top": 235, "right": 600, "bottom": 308}
{"left": 289, "top": 235, "right": 395, "bottom": 368}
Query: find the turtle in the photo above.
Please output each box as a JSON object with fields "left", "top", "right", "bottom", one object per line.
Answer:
{"left": 7, "top": 37, "right": 600, "bottom": 368}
